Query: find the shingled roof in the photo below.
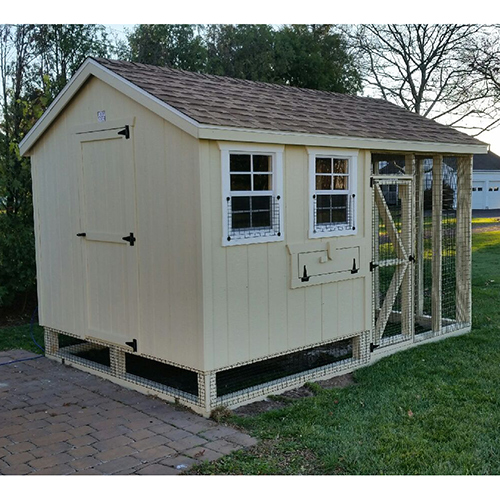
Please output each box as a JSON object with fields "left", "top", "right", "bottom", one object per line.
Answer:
{"left": 93, "top": 57, "right": 486, "bottom": 148}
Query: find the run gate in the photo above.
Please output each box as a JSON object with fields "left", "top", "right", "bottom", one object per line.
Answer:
{"left": 372, "top": 177, "right": 414, "bottom": 348}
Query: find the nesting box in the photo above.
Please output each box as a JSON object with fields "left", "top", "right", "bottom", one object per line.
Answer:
{"left": 20, "top": 58, "right": 488, "bottom": 415}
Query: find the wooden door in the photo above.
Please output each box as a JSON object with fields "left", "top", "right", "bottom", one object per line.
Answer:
{"left": 77, "top": 125, "right": 139, "bottom": 348}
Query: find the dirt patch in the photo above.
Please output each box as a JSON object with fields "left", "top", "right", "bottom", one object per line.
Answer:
{"left": 233, "top": 372, "right": 355, "bottom": 417}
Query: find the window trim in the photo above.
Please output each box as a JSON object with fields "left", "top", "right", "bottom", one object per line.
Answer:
{"left": 219, "top": 142, "right": 284, "bottom": 246}
{"left": 307, "top": 148, "right": 358, "bottom": 239}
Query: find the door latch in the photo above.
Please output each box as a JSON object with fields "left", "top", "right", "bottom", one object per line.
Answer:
{"left": 76, "top": 232, "right": 86, "bottom": 237}
{"left": 122, "top": 232, "right": 136, "bottom": 246}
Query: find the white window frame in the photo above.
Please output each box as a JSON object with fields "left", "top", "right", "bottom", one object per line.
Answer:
{"left": 307, "top": 148, "right": 358, "bottom": 239}
{"left": 219, "top": 142, "right": 284, "bottom": 246}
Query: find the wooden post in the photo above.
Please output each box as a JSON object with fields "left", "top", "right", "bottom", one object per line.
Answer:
{"left": 456, "top": 155, "right": 472, "bottom": 325}
{"left": 432, "top": 155, "right": 443, "bottom": 334}
{"left": 415, "top": 157, "right": 425, "bottom": 317}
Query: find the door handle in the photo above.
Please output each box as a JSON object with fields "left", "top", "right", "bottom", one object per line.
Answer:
{"left": 76, "top": 233, "right": 86, "bottom": 237}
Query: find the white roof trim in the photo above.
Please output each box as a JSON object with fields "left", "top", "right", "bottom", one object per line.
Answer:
{"left": 19, "top": 57, "right": 490, "bottom": 157}
{"left": 198, "top": 124, "right": 489, "bottom": 155}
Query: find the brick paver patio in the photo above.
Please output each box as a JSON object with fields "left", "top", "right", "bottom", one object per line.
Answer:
{"left": 0, "top": 350, "right": 257, "bottom": 475}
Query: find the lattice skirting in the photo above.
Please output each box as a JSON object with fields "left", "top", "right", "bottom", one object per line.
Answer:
{"left": 44, "top": 328, "right": 370, "bottom": 416}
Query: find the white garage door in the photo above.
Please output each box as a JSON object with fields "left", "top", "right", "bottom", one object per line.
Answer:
{"left": 488, "top": 183, "right": 500, "bottom": 209}
{"left": 472, "top": 182, "right": 485, "bottom": 209}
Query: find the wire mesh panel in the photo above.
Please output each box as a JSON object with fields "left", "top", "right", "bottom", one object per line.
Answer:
{"left": 226, "top": 195, "right": 281, "bottom": 242}
{"left": 441, "top": 157, "right": 458, "bottom": 328}
{"left": 372, "top": 177, "right": 414, "bottom": 347}
{"left": 414, "top": 159, "right": 433, "bottom": 336}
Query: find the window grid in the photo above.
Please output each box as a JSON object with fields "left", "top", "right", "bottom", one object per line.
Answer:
{"left": 312, "top": 156, "right": 355, "bottom": 234}
{"left": 223, "top": 150, "right": 283, "bottom": 244}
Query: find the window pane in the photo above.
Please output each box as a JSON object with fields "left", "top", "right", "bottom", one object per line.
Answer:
{"left": 254, "top": 174, "right": 272, "bottom": 191}
{"left": 317, "top": 208, "right": 332, "bottom": 224}
{"left": 333, "top": 176, "right": 348, "bottom": 190}
{"left": 252, "top": 196, "right": 271, "bottom": 211}
{"left": 317, "top": 194, "right": 332, "bottom": 208}
{"left": 316, "top": 175, "right": 331, "bottom": 190}
{"left": 232, "top": 196, "right": 250, "bottom": 211}
{"left": 333, "top": 159, "right": 348, "bottom": 174}
{"left": 232, "top": 212, "right": 251, "bottom": 229}
{"left": 331, "top": 194, "right": 347, "bottom": 208}
{"left": 316, "top": 157, "right": 332, "bottom": 174}
{"left": 252, "top": 210, "right": 271, "bottom": 228}
{"left": 331, "top": 208, "right": 347, "bottom": 223}
{"left": 231, "top": 174, "right": 251, "bottom": 191}
{"left": 230, "top": 154, "right": 251, "bottom": 172}
{"left": 253, "top": 155, "right": 272, "bottom": 172}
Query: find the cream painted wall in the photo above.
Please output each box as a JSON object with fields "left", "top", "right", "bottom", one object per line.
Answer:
{"left": 200, "top": 142, "right": 372, "bottom": 371}
{"left": 31, "top": 76, "right": 205, "bottom": 370}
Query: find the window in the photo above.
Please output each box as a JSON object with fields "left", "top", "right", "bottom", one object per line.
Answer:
{"left": 307, "top": 148, "right": 358, "bottom": 238}
{"left": 220, "top": 143, "right": 283, "bottom": 246}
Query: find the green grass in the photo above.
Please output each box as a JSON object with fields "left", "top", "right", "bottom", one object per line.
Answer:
{"left": 0, "top": 322, "right": 44, "bottom": 353}
{"left": 193, "top": 230, "right": 500, "bottom": 475}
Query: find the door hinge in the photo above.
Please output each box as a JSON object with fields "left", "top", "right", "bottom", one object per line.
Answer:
{"left": 370, "top": 342, "right": 379, "bottom": 353}
{"left": 117, "top": 125, "right": 130, "bottom": 139}
{"left": 122, "top": 232, "right": 136, "bottom": 246}
{"left": 125, "top": 339, "right": 137, "bottom": 352}
{"left": 370, "top": 177, "right": 374, "bottom": 188}
{"left": 370, "top": 261, "right": 379, "bottom": 272}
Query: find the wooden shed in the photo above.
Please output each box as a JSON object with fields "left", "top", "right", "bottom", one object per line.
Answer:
{"left": 20, "top": 57, "right": 488, "bottom": 416}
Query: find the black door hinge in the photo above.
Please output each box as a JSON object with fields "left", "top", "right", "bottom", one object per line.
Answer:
{"left": 370, "top": 342, "right": 379, "bottom": 353}
{"left": 370, "top": 177, "right": 374, "bottom": 188}
{"left": 370, "top": 261, "right": 379, "bottom": 272}
{"left": 118, "top": 125, "right": 130, "bottom": 139}
{"left": 125, "top": 339, "right": 137, "bottom": 352}
{"left": 122, "top": 232, "right": 136, "bottom": 246}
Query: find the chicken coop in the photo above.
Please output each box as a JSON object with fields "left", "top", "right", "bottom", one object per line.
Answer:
{"left": 19, "top": 58, "right": 488, "bottom": 416}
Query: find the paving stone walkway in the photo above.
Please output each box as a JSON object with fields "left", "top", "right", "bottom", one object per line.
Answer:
{"left": 0, "top": 350, "right": 257, "bottom": 475}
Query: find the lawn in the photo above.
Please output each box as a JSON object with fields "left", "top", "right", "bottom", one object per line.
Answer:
{"left": 192, "top": 230, "right": 500, "bottom": 475}
{"left": 1, "top": 230, "right": 499, "bottom": 475}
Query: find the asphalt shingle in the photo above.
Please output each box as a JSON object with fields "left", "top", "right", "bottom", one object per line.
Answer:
{"left": 93, "top": 57, "right": 486, "bottom": 147}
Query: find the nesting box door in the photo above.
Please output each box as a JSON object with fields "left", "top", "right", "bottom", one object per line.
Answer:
{"left": 77, "top": 126, "right": 139, "bottom": 348}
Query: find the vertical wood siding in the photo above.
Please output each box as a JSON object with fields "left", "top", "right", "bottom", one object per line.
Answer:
{"left": 31, "top": 77, "right": 204, "bottom": 370}
{"left": 201, "top": 142, "right": 371, "bottom": 371}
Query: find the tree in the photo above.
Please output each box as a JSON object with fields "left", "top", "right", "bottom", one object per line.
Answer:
{"left": 0, "top": 24, "right": 111, "bottom": 308}
{"left": 274, "top": 24, "right": 362, "bottom": 93}
{"left": 33, "top": 24, "right": 110, "bottom": 99}
{"left": 126, "top": 24, "right": 207, "bottom": 72}
{"left": 126, "top": 24, "right": 362, "bottom": 94}
{"left": 204, "top": 24, "right": 278, "bottom": 82}
{"left": 346, "top": 24, "right": 499, "bottom": 135}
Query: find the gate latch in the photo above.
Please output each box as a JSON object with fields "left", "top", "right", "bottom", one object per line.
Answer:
{"left": 122, "top": 232, "right": 136, "bottom": 246}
